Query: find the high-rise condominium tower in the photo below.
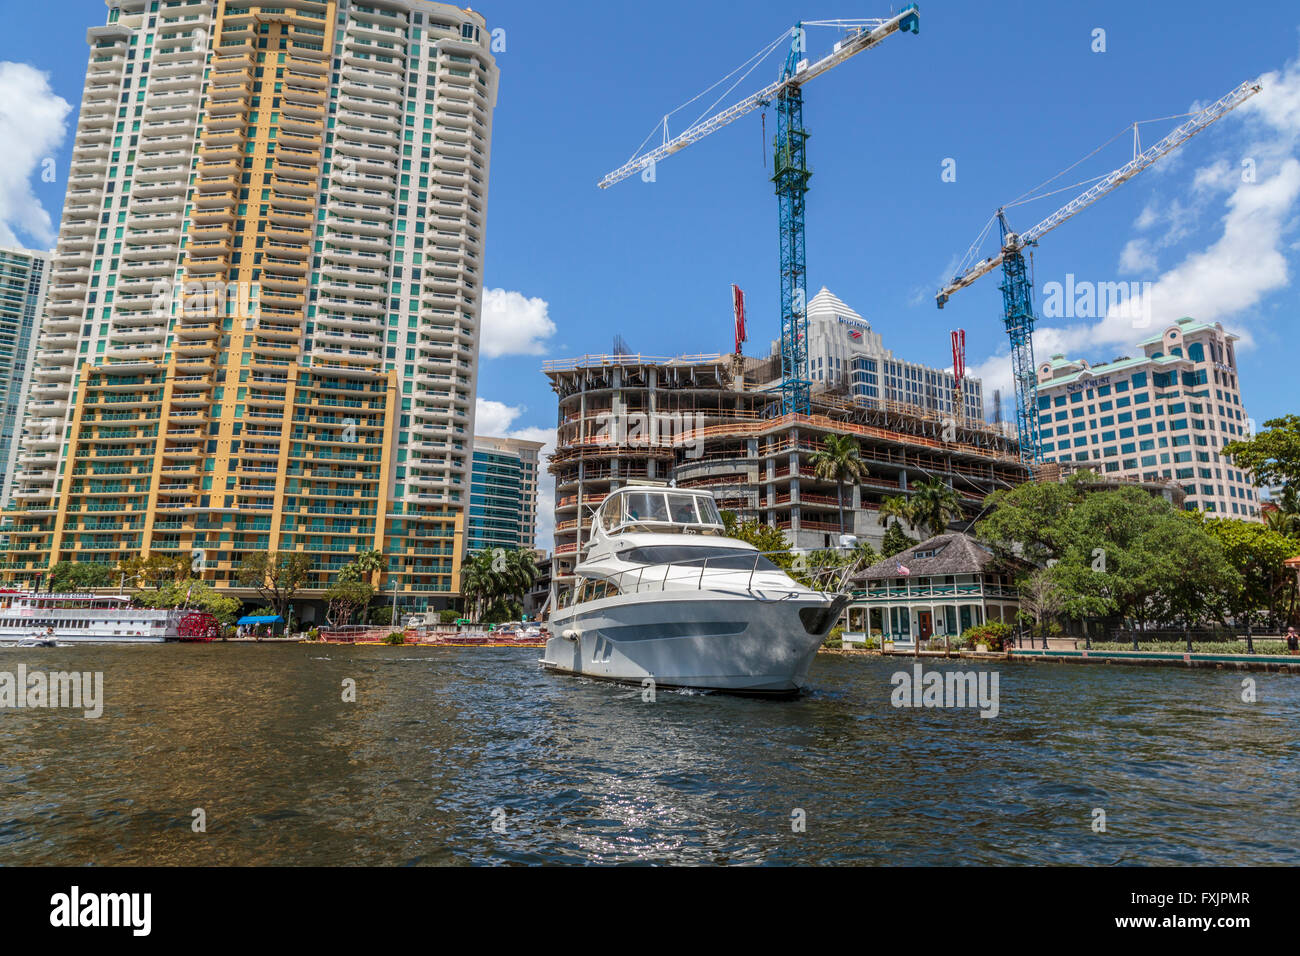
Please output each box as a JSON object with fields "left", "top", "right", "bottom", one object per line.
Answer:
{"left": 0, "top": 247, "right": 50, "bottom": 509}
{"left": 5, "top": 0, "right": 497, "bottom": 612}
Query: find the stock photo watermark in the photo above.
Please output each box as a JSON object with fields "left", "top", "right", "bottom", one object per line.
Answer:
{"left": 0, "top": 666, "right": 103, "bottom": 719}
{"left": 1040, "top": 273, "right": 1153, "bottom": 327}
{"left": 890, "top": 663, "right": 999, "bottom": 718}
{"left": 50, "top": 887, "right": 151, "bottom": 937}
{"left": 594, "top": 411, "right": 708, "bottom": 459}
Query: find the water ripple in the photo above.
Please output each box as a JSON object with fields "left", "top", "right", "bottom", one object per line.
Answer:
{"left": 0, "top": 645, "right": 1296, "bottom": 864}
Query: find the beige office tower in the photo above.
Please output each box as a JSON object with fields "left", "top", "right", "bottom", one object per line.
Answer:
{"left": 5, "top": 0, "right": 497, "bottom": 613}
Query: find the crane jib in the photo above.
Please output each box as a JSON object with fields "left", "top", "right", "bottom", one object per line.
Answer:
{"left": 596, "top": 5, "right": 920, "bottom": 190}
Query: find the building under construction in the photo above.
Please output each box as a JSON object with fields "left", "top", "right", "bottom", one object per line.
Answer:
{"left": 543, "top": 339, "right": 1027, "bottom": 599}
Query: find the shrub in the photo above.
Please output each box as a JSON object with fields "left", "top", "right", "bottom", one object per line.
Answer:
{"left": 438, "top": 609, "right": 459, "bottom": 625}
{"left": 307, "top": 627, "right": 320, "bottom": 642}
{"left": 962, "top": 621, "right": 1012, "bottom": 651}
{"left": 384, "top": 631, "right": 406, "bottom": 645}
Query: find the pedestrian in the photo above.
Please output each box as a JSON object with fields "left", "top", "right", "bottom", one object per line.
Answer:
{"left": 1287, "top": 626, "right": 1299, "bottom": 654}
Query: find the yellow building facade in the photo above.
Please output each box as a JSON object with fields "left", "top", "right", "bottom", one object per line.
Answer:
{"left": 5, "top": 0, "right": 496, "bottom": 613}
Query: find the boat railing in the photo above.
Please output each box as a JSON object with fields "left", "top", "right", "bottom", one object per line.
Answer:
{"left": 602, "top": 549, "right": 862, "bottom": 597}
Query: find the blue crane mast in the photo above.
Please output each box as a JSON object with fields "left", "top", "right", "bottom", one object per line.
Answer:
{"left": 601, "top": 8, "right": 920, "bottom": 416}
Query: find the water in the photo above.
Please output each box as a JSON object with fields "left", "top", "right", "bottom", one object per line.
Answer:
{"left": 1, "top": 645, "right": 1296, "bottom": 865}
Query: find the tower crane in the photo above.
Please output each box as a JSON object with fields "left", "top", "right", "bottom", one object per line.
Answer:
{"left": 600, "top": 6, "right": 920, "bottom": 415}
{"left": 937, "top": 78, "right": 1261, "bottom": 464}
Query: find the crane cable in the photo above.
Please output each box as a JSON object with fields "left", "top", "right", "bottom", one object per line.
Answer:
{"left": 952, "top": 107, "right": 1208, "bottom": 270}
{"left": 621, "top": 30, "right": 789, "bottom": 166}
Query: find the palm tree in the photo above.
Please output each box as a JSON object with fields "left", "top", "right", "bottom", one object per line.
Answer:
{"left": 876, "top": 494, "right": 912, "bottom": 530}
{"left": 460, "top": 548, "right": 540, "bottom": 623}
{"left": 1265, "top": 488, "right": 1300, "bottom": 537}
{"left": 354, "top": 548, "right": 385, "bottom": 583}
{"left": 908, "top": 478, "right": 965, "bottom": 538}
{"left": 352, "top": 548, "right": 388, "bottom": 623}
{"left": 809, "top": 435, "right": 866, "bottom": 538}
{"left": 1265, "top": 508, "right": 1299, "bottom": 536}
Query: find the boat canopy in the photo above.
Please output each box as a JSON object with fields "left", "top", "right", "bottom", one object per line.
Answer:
{"left": 237, "top": 615, "right": 282, "bottom": 625}
{"left": 592, "top": 486, "right": 725, "bottom": 537}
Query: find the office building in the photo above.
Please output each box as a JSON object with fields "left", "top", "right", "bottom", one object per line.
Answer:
{"left": 1036, "top": 317, "right": 1260, "bottom": 518}
{"left": 467, "top": 435, "right": 543, "bottom": 553}
{"left": 0, "top": 247, "right": 50, "bottom": 507}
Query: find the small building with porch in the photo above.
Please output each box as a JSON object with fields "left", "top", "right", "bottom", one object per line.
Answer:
{"left": 843, "top": 533, "right": 1021, "bottom": 647}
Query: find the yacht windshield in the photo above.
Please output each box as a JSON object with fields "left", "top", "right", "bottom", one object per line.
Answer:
{"left": 667, "top": 494, "right": 699, "bottom": 523}
{"left": 624, "top": 492, "right": 670, "bottom": 523}
{"left": 616, "top": 545, "right": 781, "bottom": 571}
{"left": 619, "top": 491, "right": 721, "bottom": 527}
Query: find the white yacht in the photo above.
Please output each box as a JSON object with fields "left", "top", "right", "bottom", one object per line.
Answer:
{"left": 542, "top": 486, "right": 851, "bottom": 696}
{"left": 0, "top": 592, "right": 190, "bottom": 644}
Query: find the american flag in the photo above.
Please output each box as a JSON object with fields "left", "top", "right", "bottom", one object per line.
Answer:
{"left": 897, "top": 563, "right": 911, "bottom": 576}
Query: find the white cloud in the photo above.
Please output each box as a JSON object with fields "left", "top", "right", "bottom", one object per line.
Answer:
{"left": 480, "top": 288, "right": 557, "bottom": 358}
{"left": 474, "top": 398, "right": 557, "bottom": 551}
{"left": 969, "top": 45, "right": 1300, "bottom": 401}
{"left": 1119, "top": 238, "right": 1157, "bottom": 273}
{"left": 474, "top": 398, "right": 525, "bottom": 436}
{"left": 0, "top": 62, "right": 71, "bottom": 248}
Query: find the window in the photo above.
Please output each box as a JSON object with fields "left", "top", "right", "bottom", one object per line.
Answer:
{"left": 623, "top": 492, "right": 669, "bottom": 523}
{"left": 667, "top": 494, "right": 699, "bottom": 524}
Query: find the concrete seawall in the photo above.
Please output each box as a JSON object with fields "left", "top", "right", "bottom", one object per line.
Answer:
{"left": 1010, "top": 648, "right": 1300, "bottom": 674}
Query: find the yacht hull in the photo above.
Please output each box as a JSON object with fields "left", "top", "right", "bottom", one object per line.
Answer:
{"left": 541, "top": 590, "right": 849, "bottom": 695}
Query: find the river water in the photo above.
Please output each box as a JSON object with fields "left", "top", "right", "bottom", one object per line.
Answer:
{"left": 1, "top": 645, "right": 1295, "bottom": 865}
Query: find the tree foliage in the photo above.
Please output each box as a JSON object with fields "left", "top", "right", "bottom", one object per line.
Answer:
{"left": 460, "top": 547, "right": 538, "bottom": 622}
{"left": 1202, "top": 517, "right": 1300, "bottom": 626}
{"left": 979, "top": 478, "right": 1243, "bottom": 628}
{"left": 119, "top": 553, "right": 191, "bottom": 590}
{"left": 879, "top": 522, "right": 915, "bottom": 558}
{"left": 1222, "top": 415, "right": 1300, "bottom": 488}
{"left": 720, "top": 512, "right": 795, "bottom": 569}
{"left": 47, "top": 561, "right": 117, "bottom": 592}
{"left": 134, "top": 579, "right": 241, "bottom": 624}
{"left": 809, "top": 435, "right": 866, "bottom": 536}
{"left": 236, "top": 551, "right": 312, "bottom": 620}
{"left": 325, "top": 578, "right": 374, "bottom": 627}
{"left": 907, "top": 478, "right": 966, "bottom": 539}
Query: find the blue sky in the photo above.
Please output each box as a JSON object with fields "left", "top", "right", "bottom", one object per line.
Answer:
{"left": 3, "top": 0, "right": 1299, "bottom": 547}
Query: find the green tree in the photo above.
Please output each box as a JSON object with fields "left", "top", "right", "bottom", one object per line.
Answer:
{"left": 1140, "top": 514, "right": 1240, "bottom": 630}
{"left": 976, "top": 471, "right": 1095, "bottom": 565}
{"left": 880, "top": 522, "right": 914, "bottom": 558}
{"left": 325, "top": 578, "right": 374, "bottom": 627}
{"left": 236, "top": 551, "right": 312, "bottom": 621}
{"left": 1264, "top": 496, "right": 1300, "bottom": 537}
{"left": 720, "top": 512, "right": 794, "bottom": 570}
{"left": 1035, "top": 489, "right": 1240, "bottom": 630}
{"left": 907, "top": 478, "right": 965, "bottom": 539}
{"left": 1222, "top": 415, "right": 1300, "bottom": 488}
{"left": 1202, "top": 517, "right": 1300, "bottom": 627}
{"left": 134, "top": 579, "right": 241, "bottom": 624}
{"left": 119, "top": 553, "right": 190, "bottom": 591}
{"left": 876, "top": 494, "right": 912, "bottom": 531}
{"left": 353, "top": 548, "right": 385, "bottom": 583}
{"left": 460, "top": 547, "right": 539, "bottom": 622}
{"left": 47, "top": 561, "right": 117, "bottom": 592}
{"left": 809, "top": 435, "right": 866, "bottom": 537}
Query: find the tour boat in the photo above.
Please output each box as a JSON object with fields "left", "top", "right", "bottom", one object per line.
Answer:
{"left": 541, "top": 486, "right": 851, "bottom": 696}
{"left": 0, "top": 592, "right": 191, "bottom": 644}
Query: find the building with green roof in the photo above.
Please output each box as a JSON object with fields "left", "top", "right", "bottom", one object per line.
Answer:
{"left": 1035, "top": 318, "right": 1260, "bottom": 519}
